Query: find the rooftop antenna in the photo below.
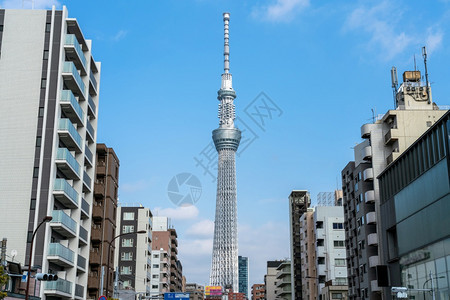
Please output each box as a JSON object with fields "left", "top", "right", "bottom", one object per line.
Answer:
{"left": 391, "top": 66, "right": 398, "bottom": 108}
{"left": 422, "top": 46, "right": 431, "bottom": 104}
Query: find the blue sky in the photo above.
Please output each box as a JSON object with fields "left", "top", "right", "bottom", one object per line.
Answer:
{"left": 3, "top": 0, "right": 450, "bottom": 289}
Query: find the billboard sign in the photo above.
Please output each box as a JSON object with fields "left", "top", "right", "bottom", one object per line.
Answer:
{"left": 205, "top": 286, "right": 222, "bottom": 296}
{"left": 164, "top": 293, "right": 190, "bottom": 300}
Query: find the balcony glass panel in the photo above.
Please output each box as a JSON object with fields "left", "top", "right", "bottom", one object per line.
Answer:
{"left": 77, "top": 254, "right": 86, "bottom": 269}
{"left": 88, "top": 95, "right": 97, "bottom": 116}
{"left": 86, "top": 121, "right": 95, "bottom": 140}
{"left": 79, "top": 225, "right": 88, "bottom": 242}
{"left": 81, "top": 198, "right": 90, "bottom": 216}
{"left": 84, "top": 145, "right": 93, "bottom": 164}
{"left": 45, "top": 279, "right": 72, "bottom": 294}
{"left": 54, "top": 178, "right": 79, "bottom": 207}
{"left": 90, "top": 69, "right": 98, "bottom": 90}
{"left": 51, "top": 210, "right": 77, "bottom": 233}
{"left": 58, "top": 119, "right": 82, "bottom": 150}
{"left": 83, "top": 171, "right": 92, "bottom": 189}
{"left": 65, "top": 34, "right": 87, "bottom": 69}
{"left": 75, "top": 283, "right": 84, "bottom": 298}
{"left": 56, "top": 148, "right": 81, "bottom": 177}
{"left": 60, "top": 90, "right": 84, "bottom": 124}
{"left": 48, "top": 243, "right": 74, "bottom": 263}
{"left": 63, "top": 61, "right": 85, "bottom": 94}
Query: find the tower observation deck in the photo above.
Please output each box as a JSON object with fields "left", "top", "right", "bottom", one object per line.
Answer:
{"left": 210, "top": 12, "right": 241, "bottom": 292}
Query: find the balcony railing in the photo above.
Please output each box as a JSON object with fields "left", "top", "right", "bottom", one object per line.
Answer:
{"left": 84, "top": 145, "right": 93, "bottom": 167}
{"left": 77, "top": 254, "right": 87, "bottom": 271}
{"left": 79, "top": 225, "right": 88, "bottom": 244}
{"left": 83, "top": 171, "right": 92, "bottom": 192}
{"left": 62, "top": 61, "right": 86, "bottom": 99}
{"left": 89, "top": 69, "right": 98, "bottom": 92}
{"left": 87, "top": 95, "right": 96, "bottom": 117}
{"left": 44, "top": 279, "right": 72, "bottom": 296}
{"left": 86, "top": 121, "right": 95, "bottom": 142}
{"left": 65, "top": 34, "right": 87, "bottom": 72}
{"left": 50, "top": 210, "right": 77, "bottom": 237}
{"left": 56, "top": 148, "right": 81, "bottom": 179}
{"left": 47, "top": 243, "right": 74, "bottom": 266}
{"left": 60, "top": 90, "right": 84, "bottom": 125}
{"left": 53, "top": 178, "right": 79, "bottom": 208}
{"left": 75, "top": 283, "right": 84, "bottom": 299}
{"left": 58, "top": 119, "right": 82, "bottom": 153}
{"left": 81, "top": 198, "right": 90, "bottom": 219}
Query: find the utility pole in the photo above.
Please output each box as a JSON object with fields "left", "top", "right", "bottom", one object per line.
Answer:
{"left": 1, "top": 238, "right": 6, "bottom": 266}
{"left": 100, "top": 266, "right": 105, "bottom": 295}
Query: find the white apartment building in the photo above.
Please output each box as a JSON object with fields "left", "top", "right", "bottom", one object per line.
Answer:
{"left": 150, "top": 249, "right": 170, "bottom": 296}
{"left": 0, "top": 6, "right": 100, "bottom": 300}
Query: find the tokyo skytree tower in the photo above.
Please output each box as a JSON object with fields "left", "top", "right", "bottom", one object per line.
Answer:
{"left": 210, "top": 12, "right": 241, "bottom": 292}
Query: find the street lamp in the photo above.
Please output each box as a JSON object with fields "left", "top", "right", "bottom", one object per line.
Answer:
{"left": 422, "top": 272, "right": 445, "bottom": 300}
{"left": 25, "top": 215, "right": 52, "bottom": 300}
{"left": 105, "top": 230, "right": 147, "bottom": 298}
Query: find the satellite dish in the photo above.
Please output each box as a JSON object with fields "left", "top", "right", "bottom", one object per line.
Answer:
{"left": 11, "top": 250, "right": 17, "bottom": 260}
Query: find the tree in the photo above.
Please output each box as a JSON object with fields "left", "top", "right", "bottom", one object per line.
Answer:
{"left": 0, "top": 265, "right": 8, "bottom": 299}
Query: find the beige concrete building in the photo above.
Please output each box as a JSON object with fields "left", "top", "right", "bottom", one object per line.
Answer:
{"left": 265, "top": 261, "right": 282, "bottom": 300}
{"left": 299, "top": 208, "right": 316, "bottom": 300}
{"left": 342, "top": 69, "right": 447, "bottom": 300}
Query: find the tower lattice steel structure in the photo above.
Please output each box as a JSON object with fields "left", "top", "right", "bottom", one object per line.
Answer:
{"left": 210, "top": 12, "right": 241, "bottom": 292}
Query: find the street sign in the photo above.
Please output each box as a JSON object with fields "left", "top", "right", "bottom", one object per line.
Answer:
{"left": 99, "top": 295, "right": 107, "bottom": 300}
{"left": 21, "top": 274, "right": 27, "bottom": 283}
{"left": 164, "top": 293, "right": 190, "bottom": 300}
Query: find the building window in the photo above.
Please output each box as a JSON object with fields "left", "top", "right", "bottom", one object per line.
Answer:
{"left": 316, "top": 221, "right": 323, "bottom": 229}
{"left": 41, "top": 78, "right": 46, "bottom": 88}
{"left": 123, "top": 212, "right": 135, "bottom": 220}
{"left": 45, "top": 23, "right": 51, "bottom": 32}
{"left": 152, "top": 274, "right": 159, "bottom": 278}
{"left": 30, "top": 198, "right": 36, "bottom": 210}
{"left": 317, "top": 239, "right": 324, "bottom": 246}
{"left": 121, "top": 252, "right": 133, "bottom": 261}
{"left": 333, "top": 223, "right": 344, "bottom": 229}
{"left": 318, "top": 275, "right": 326, "bottom": 284}
{"left": 123, "top": 280, "right": 131, "bottom": 288}
{"left": 153, "top": 264, "right": 159, "bottom": 268}
{"left": 121, "top": 266, "right": 132, "bottom": 274}
{"left": 122, "top": 238, "right": 133, "bottom": 247}
{"left": 153, "top": 254, "right": 159, "bottom": 258}
{"left": 36, "top": 136, "right": 42, "bottom": 147}
{"left": 332, "top": 293, "right": 343, "bottom": 299}
{"left": 122, "top": 225, "right": 134, "bottom": 233}
{"left": 335, "top": 259, "right": 346, "bottom": 266}
{"left": 318, "top": 257, "right": 325, "bottom": 264}
{"left": 152, "top": 285, "right": 158, "bottom": 289}
{"left": 33, "top": 167, "right": 39, "bottom": 178}
{"left": 43, "top": 50, "right": 49, "bottom": 60}
{"left": 334, "top": 240, "right": 345, "bottom": 247}
{"left": 38, "top": 107, "right": 44, "bottom": 117}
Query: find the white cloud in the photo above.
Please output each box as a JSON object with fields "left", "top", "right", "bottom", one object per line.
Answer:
{"left": 112, "top": 29, "right": 128, "bottom": 42}
{"left": 153, "top": 205, "right": 199, "bottom": 221}
{"left": 344, "top": 1, "right": 413, "bottom": 60}
{"left": 179, "top": 238, "right": 213, "bottom": 256}
{"left": 425, "top": 28, "right": 443, "bottom": 54}
{"left": 186, "top": 219, "right": 214, "bottom": 237}
{"left": 252, "top": 0, "right": 309, "bottom": 22}
{"left": 0, "top": 0, "right": 59, "bottom": 9}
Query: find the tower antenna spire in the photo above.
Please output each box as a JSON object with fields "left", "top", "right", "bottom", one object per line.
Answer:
{"left": 223, "top": 13, "right": 230, "bottom": 74}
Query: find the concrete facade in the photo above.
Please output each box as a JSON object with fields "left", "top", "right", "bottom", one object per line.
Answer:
{"left": 0, "top": 6, "right": 100, "bottom": 300}
{"left": 300, "top": 208, "right": 316, "bottom": 300}
{"left": 251, "top": 284, "right": 266, "bottom": 300}
{"left": 265, "top": 261, "right": 282, "bottom": 300}
{"left": 342, "top": 70, "right": 447, "bottom": 300}
{"left": 275, "top": 260, "right": 292, "bottom": 300}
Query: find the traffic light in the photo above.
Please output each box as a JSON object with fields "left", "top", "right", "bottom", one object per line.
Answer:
{"left": 36, "top": 273, "right": 58, "bottom": 281}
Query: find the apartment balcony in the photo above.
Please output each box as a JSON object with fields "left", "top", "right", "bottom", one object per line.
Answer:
{"left": 44, "top": 279, "right": 72, "bottom": 298}
{"left": 81, "top": 198, "right": 90, "bottom": 219}
{"left": 84, "top": 145, "right": 93, "bottom": 168}
{"left": 60, "top": 90, "right": 84, "bottom": 126}
{"left": 89, "top": 250, "right": 101, "bottom": 266}
{"left": 86, "top": 120, "right": 95, "bottom": 143}
{"left": 53, "top": 178, "right": 79, "bottom": 208}
{"left": 87, "top": 95, "right": 97, "bottom": 117}
{"left": 365, "top": 190, "right": 375, "bottom": 204}
{"left": 276, "top": 277, "right": 291, "bottom": 288}
{"left": 50, "top": 210, "right": 77, "bottom": 238}
{"left": 89, "top": 69, "right": 98, "bottom": 95}
{"left": 363, "top": 146, "right": 372, "bottom": 160}
{"left": 361, "top": 123, "right": 372, "bottom": 138}
{"left": 47, "top": 242, "right": 75, "bottom": 267}
{"left": 369, "top": 255, "right": 379, "bottom": 268}
{"left": 363, "top": 168, "right": 374, "bottom": 181}
{"left": 371, "top": 280, "right": 381, "bottom": 292}
{"left": 75, "top": 283, "right": 84, "bottom": 299}
{"left": 386, "top": 151, "right": 400, "bottom": 165}
{"left": 79, "top": 225, "right": 88, "bottom": 245}
{"left": 384, "top": 128, "right": 399, "bottom": 145}
{"left": 91, "top": 227, "right": 102, "bottom": 242}
{"left": 55, "top": 148, "right": 81, "bottom": 180}
{"left": 62, "top": 61, "right": 86, "bottom": 100}
{"left": 147, "top": 257, "right": 151, "bottom": 267}
{"left": 368, "top": 233, "right": 378, "bottom": 246}
{"left": 366, "top": 212, "right": 377, "bottom": 224}
{"left": 64, "top": 34, "right": 87, "bottom": 75}
{"left": 58, "top": 119, "right": 82, "bottom": 153}
{"left": 94, "top": 181, "right": 105, "bottom": 197}
{"left": 88, "top": 274, "right": 100, "bottom": 289}
{"left": 77, "top": 254, "right": 87, "bottom": 272}
{"left": 83, "top": 171, "right": 92, "bottom": 192}
{"left": 92, "top": 205, "right": 104, "bottom": 220}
